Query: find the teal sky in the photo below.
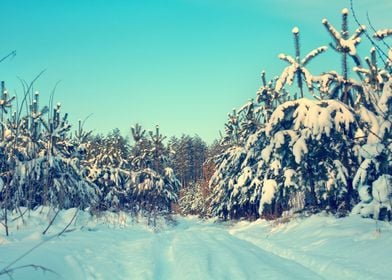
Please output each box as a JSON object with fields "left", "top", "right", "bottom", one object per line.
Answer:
{"left": 0, "top": 0, "right": 390, "bottom": 143}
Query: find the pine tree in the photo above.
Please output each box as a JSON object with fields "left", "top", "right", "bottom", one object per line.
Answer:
{"left": 130, "top": 124, "right": 180, "bottom": 217}
{"left": 322, "top": 8, "right": 366, "bottom": 105}
{"left": 275, "top": 27, "right": 327, "bottom": 98}
{"left": 208, "top": 7, "right": 391, "bottom": 221}
{"left": 352, "top": 78, "right": 392, "bottom": 220}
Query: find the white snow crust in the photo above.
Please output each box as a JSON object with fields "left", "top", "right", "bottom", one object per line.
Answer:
{"left": 1, "top": 209, "right": 392, "bottom": 279}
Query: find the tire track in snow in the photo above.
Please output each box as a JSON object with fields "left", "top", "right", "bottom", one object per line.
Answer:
{"left": 4, "top": 219, "right": 325, "bottom": 279}
{"left": 161, "top": 225, "right": 322, "bottom": 279}
{"left": 229, "top": 227, "right": 380, "bottom": 280}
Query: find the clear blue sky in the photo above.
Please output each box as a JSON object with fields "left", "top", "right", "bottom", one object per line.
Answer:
{"left": 0, "top": 0, "right": 390, "bottom": 143}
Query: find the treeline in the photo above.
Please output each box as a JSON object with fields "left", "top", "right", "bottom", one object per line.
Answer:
{"left": 0, "top": 86, "right": 221, "bottom": 234}
{"left": 1, "top": 6, "right": 391, "bottom": 232}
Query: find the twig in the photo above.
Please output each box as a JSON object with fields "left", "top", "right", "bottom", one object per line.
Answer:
{"left": 349, "top": 0, "right": 391, "bottom": 66}
{"left": 0, "top": 209, "right": 79, "bottom": 276}
{"left": 0, "top": 264, "right": 59, "bottom": 278}
{"left": 16, "top": 70, "right": 46, "bottom": 123}
{"left": 48, "top": 80, "right": 61, "bottom": 122}
{"left": 57, "top": 209, "right": 79, "bottom": 236}
{"left": 0, "top": 51, "right": 16, "bottom": 64}
{"left": 42, "top": 208, "right": 60, "bottom": 235}
{"left": 15, "top": 207, "right": 26, "bottom": 224}
{"left": 366, "top": 13, "right": 391, "bottom": 55}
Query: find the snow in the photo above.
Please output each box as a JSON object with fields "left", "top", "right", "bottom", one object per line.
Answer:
{"left": 237, "top": 166, "right": 252, "bottom": 187}
{"left": 266, "top": 98, "right": 356, "bottom": 138}
{"left": 270, "top": 159, "right": 281, "bottom": 176}
{"left": 260, "top": 179, "right": 277, "bottom": 207}
{"left": 373, "top": 29, "right": 392, "bottom": 40}
{"left": 353, "top": 159, "right": 372, "bottom": 189}
{"left": 353, "top": 175, "right": 392, "bottom": 220}
{"left": 358, "top": 185, "right": 372, "bottom": 203}
{"left": 275, "top": 63, "right": 297, "bottom": 92}
{"left": 379, "top": 79, "right": 392, "bottom": 114}
{"left": 292, "top": 26, "right": 299, "bottom": 34}
{"left": 358, "top": 106, "right": 380, "bottom": 144}
{"left": 230, "top": 214, "right": 392, "bottom": 279}
{"left": 341, "top": 37, "right": 360, "bottom": 56}
{"left": 275, "top": 43, "right": 325, "bottom": 93}
{"left": 3, "top": 129, "right": 12, "bottom": 141}
{"left": 261, "top": 144, "right": 272, "bottom": 162}
{"left": 360, "top": 143, "right": 385, "bottom": 159}
{"left": 1, "top": 209, "right": 392, "bottom": 279}
{"left": 292, "top": 135, "right": 308, "bottom": 163}
{"left": 284, "top": 169, "right": 297, "bottom": 188}
{"left": 341, "top": 8, "right": 349, "bottom": 15}
{"left": 372, "top": 175, "right": 392, "bottom": 204}
{"left": 302, "top": 46, "right": 328, "bottom": 65}
{"left": 322, "top": 18, "right": 363, "bottom": 56}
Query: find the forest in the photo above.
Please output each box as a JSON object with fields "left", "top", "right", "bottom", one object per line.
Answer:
{"left": 0, "top": 5, "right": 391, "bottom": 237}
{"left": 0, "top": 2, "right": 391, "bottom": 279}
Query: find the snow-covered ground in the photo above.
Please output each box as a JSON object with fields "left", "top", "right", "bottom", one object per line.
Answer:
{"left": 1, "top": 208, "right": 391, "bottom": 279}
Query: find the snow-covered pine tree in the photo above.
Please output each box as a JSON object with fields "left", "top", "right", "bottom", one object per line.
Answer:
{"left": 209, "top": 73, "right": 287, "bottom": 219}
{"left": 322, "top": 8, "right": 366, "bottom": 106}
{"left": 0, "top": 83, "right": 17, "bottom": 235}
{"left": 209, "top": 8, "right": 390, "bottom": 221}
{"left": 352, "top": 78, "right": 392, "bottom": 220}
{"left": 208, "top": 144, "right": 247, "bottom": 219}
{"left": 87, "top": 128, "right": 131, "bottom": 211}
{"left": 354, "top": 47, "right": 390, "bottom": 94}
{"left": 130, "top": 124, "right": 180, "bottom": 217}
{"left": 275, "top": 27, "right": 327, "bottom": 98}
{"left": 178, "top": 180, "right": 207, "bottom": 217}
{"left": 1, "top": 90, "right": 98, "bottom": 212}
{"left": 372, "top": 28, "right": 392, "bottom": 69}
{"left": 259, "top": 98, "right": 359, "bottom": 217}
{"left": 130, "top": 123, "right": 151, "bottom": 170}
{"left": 35, "top": 101, "right": 98, "bottom": 209}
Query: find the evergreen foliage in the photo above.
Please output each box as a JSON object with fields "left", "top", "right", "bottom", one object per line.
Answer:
{"left": 1, "top": 5, "right": 390, "bottom": 227}
{"left": 0, "top": 88, "right": 181, "bottom": 232}
{"left": 209, "top": 7, "right": 392, "bottom": 221}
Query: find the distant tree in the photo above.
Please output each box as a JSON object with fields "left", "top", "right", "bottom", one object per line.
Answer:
{"left": 130, "top": 124, "right": 180, "bottom": 219}
{"left": 87, "top": 128, "right": 130, "bottom": 210}
{"left": 168, "top": 134, "right": 207, "bottom": 188}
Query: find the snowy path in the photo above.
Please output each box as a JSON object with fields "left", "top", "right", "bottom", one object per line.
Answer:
{"left": 144, "top": 223, "right": 320, "bottom": 279}
{"left": 1, "top": 214, "right": 320, "bottom": 279}
{"left": 1, "top": 210, "right": 392, "bottom": 279}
